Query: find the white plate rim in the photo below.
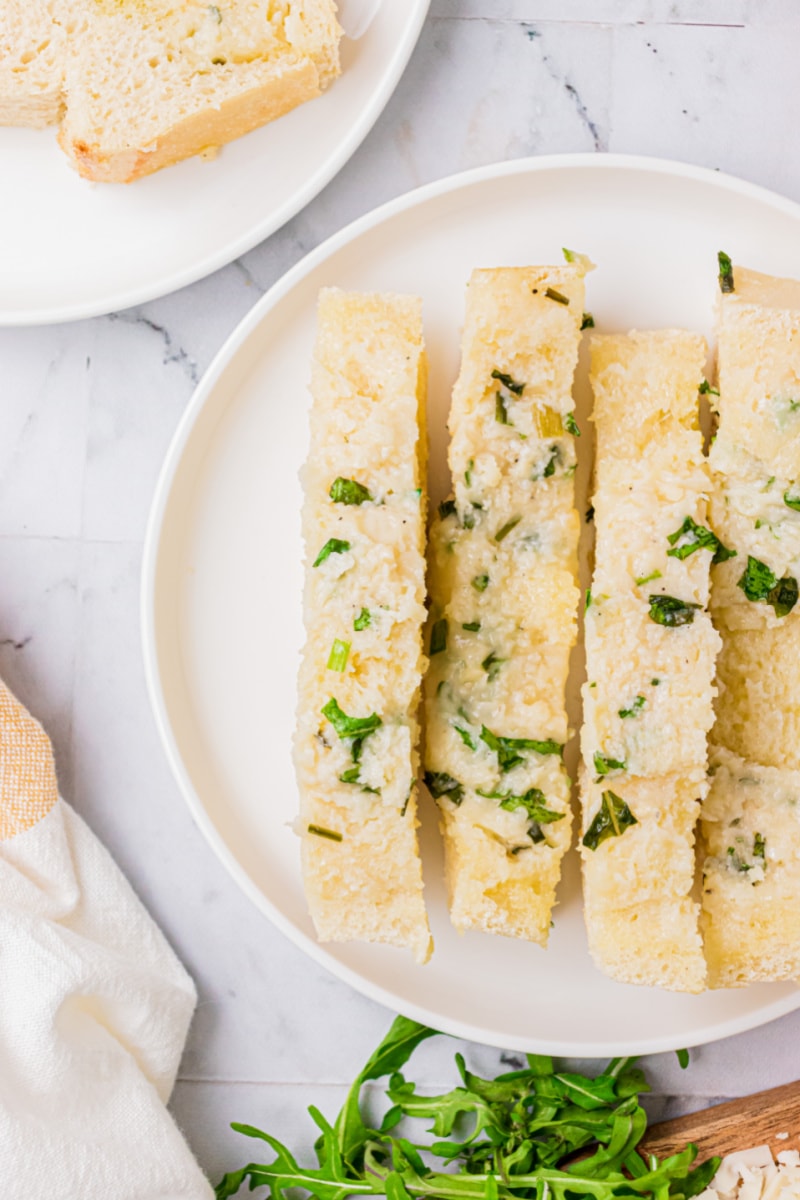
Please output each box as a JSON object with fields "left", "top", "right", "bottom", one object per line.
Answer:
{"left": 142, "top": 152, "right": 800, "bottom": 1056}
{"left": 0, "top": 0, "right": 430, "bottom": 327}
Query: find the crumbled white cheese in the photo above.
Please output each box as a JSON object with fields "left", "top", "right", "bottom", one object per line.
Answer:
{"left": 698, "top": 1145, "right": 800, "bottom": 1200}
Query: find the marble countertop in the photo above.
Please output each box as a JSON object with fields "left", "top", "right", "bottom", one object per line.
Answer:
{"left": 3, "top": 0, "right": 800, "bottom": 1186}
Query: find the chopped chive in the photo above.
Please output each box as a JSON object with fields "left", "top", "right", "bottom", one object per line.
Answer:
{"left": 585, "top": 588, "right": 592, "bottom": 611}
{"left": 495, "top": 392, "right": 510, "bottom": 424}
{"left": 563, "top": 412, "right": 580, "bottom": 437}
{"left": 430, "top": 618, "right": 448, "bottom": 656}
{"left": 465, "top": 458, "right": 474, "bottom": 486}
{"left": 491, "top": 369, "right": 525, "bottom": 396}
{"left": 313, "top": 538, "right": 350, "bottom": 567}
{"left": 472, "top": 573, "right": 490, "bottom": 592}
{"left": 462, "top": 621, "right": 481, "bottom": 632}
{"left": 581, "top": 312, "right": 595, "bottom": 330}
{"left": 754, "top": 831, "right": 766, "bottom": 860}
{"left": 718, "top": 250, "right": 735, "bottom": 294}
{"left": 308, "top": 824, "right": 342, "bottom": 842}
{"left": 784, "top": 492, "right": 800, "bottom": 512}
{"left": 329, "top": 477, "right": 373, "bottom": 505}
{"left": 635, "top": 569, "right": 662, "bottom": 586}
{"left": 494, "top": 515, "right": 522, "bottom": 543}
{"left": 327, "top": 639, "right": 350, "bottom": 672}
{"left": 545, "top": 287, "right": 569, "bottom": 305}
{"left": 321, "top": 697, "right": 382, "bottom": 740}
{"left": 618, "top": 695, "right": 646, "bottom": 719}
{"left": 481, "top": 651, "right": 506, "bottom": 680}
{"left": 353, "top": 608, "right": 371, "bottom": 631}
{"left": 453, "top": 724, "right": 477, "bottom": 751}
{"left": 699, "top": 379, "right": 720, "bottom": 397}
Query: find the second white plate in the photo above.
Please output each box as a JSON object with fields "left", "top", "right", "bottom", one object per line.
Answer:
{"left": 143, "top": 154, "right": 800, "bottom": 1056}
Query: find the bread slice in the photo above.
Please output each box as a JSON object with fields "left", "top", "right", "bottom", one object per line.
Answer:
{"left": 424, "top": 265, "right": 584, "bottom": 945}
{"left": 294, "top": 288, "right": 432, "bottom": 964}
{"left": 701, "top": 748, "right": 800, "bottom": 986}
{"left": 580, "top": 331, "right": 716, "bottom": 993}
{"left": 703, "top": 261, "right": 800, "bottom": 985}
{"left": 55, "top": 0, "right": 340, "bottom": 182}
{"left": 0, "top": 1, "right": 71, "bottom": 128}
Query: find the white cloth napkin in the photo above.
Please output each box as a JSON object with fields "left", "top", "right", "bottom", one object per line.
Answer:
{"left": 0, "top": 679, "right": 213, "bottom": 1199}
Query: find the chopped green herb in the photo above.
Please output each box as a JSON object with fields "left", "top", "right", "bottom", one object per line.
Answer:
{"left": 698, "top": 379, "right": 720, "bottom": 397}
{"left": 727, "top": 845, "right": 751, "bottom": 873}
{"left": 764, "top": 476, "right": 776, "bottom": 492}
{"left": 429, "top": 618, "right": 448, "bottom": 656}
{"left": 400, "top": 779, "right": 415, "bottom": 817}
{"left": 718, "top": 250, "right": 735, "bottom": 294}
{"left": 784, "top": 492, "right": 800, "bottom": 512}
{"left": 648, "top": 594, "right": 702, "bottom": 627}
{"left": 651, "top": 677, "right": 661, "bottom": 686}
{"left": 563, "top": 412, "right": 580, "bottom": 437}
{"left": 465, "top": 458, "right": 474, "bottom": 487}
{"left": 534, "top": 445, "right": 560, "bottom": 480}
{"left": 461, "top": 621, "right": 481, "bottom": 632}
{"left": 581, "top": 311, "right": 595, "bottom": 330}
{"left": 586, "top": 505, "right": 595, "bottom": 523}
{"left": 327, "top": 639, "right": 350, "bottom": 672}
{"left": 453, "top": 724, "right": 477, "bottom": 751}
{"left": 666, "top": 516, "right": 735, "bottom": 564}
{"left": 338, "top": 766, "right": 379, "bottom": 795}
{"left": 330, "top": 477, "right": 372, "bottom": 505}
{"left": 754, "top": 832, "right": 766, "bottom": 860}
{"left": 481, "top": 651, "right": 506, "bottom": 681}
{"left": 585, "top": 588, "right": 592, "bottom": 611}
{"left": 480, "top": 725, "right": 563, "bottom": 772}
{"left": 582, "top": 790, "right": 638, "bottom": 851}
{"left": 635, "top": 569, "right": 662, "bottom": 586}
{"left": 472, "top": 573, "right": 490, "bottom": 592}
{"left": 462, "top": 507, "right": 477, "bottom": 529}
{"left": 593, "top": 752, "right": 627, "bottom": 777}
{"left": 313, "top": 537, "right": 350, "bottom": 567}
{"left": 424, "top": 771, "right": 464, "bottom": 805}
{"left": 307, "top": 824, "right": 342, "bottom": 842}
{"left": 494, "top": 515, "right": 522, "bottom": 542}
{"left": 321, "top": 698, "right": 382, "bottom": 741}
{"left": 737, "top": 555, "right": 799, "bottom": 617}
{"left": 491, "top": 369, "right": 525, "bottom": 396}
{"left": 438, "top": 499, "right": 457, "bottom": 520}
{"left": 619, "top": 695, "right": 646, "bottom": 719}
{"left": 353, "top": 608, "right": 371, "bottom": 631}
{"left": 208, "top": 3, "right": 222, "bottom": 20}
{"left": 676, "top": 1048, "right": 690, "bottom": 1070}
{"left": 495, "top": 392, "right": 510, "bottom": 424}
{"left": 545, "top": 286, "right": 570, "bottom": 305}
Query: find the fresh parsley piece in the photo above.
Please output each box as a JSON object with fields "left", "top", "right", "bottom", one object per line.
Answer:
{"left": 453, "top": 725, "right": 477, "bottom": 751}
{"left": 582, "top": 790, "right": 638, "bottom": 851}
{"left": 718, "top": 250, "right": 735, "bottom": 293}
{"left": 481, "top": 651, "right": 506, "bottom": 680}
{"left": 327, "top": 639, "right": 350, "bottom": 673}
{"left": 666, "top": 516, "right": 735, "bottom": 564}
{"left": 480, "top": 726, "right": 562, "bottom": 772}
{"left": 618, "top": 695, "right": 646, "bottom": 719}
{"left": 338, "top": 766, "right": 379, "bottom": 795}
{"left": 307, "top": 824, "right": 342, "bottom": 842}
{"left": 545, "top": 286, "right": 570, "bottom": 305}
{"left": 472, "top": 573, "right": 490, "bottom": 592}
{"left": 461, "top": 621, "right": 481, "bottom": 632}
{"left": 737, "top": 555, "right": 799, "bottom": 617}
{"left": 581, "top": 311, "right": 595, "bottom": 330}
{"left": 495, "top": 392, "right": 510, "bottom": 424}
{"left": 424, "top": 771, "right": 464, "bottom": 805}
{"left": 429, "top": 618, "right": 448, "bottom": 656}
{"left": 321, "top": 698, "right": 382, "bottom": 741}
{"left": 784, "top": 492, "right": 800, "bottom": 512}
{"left": 329, "top": 477, "right": 373, "bottom": 505}
{"left": 313, "top": 538, "right": 350, "bottom": 567}
{"left": 353, "top": 608, "right": 371, "bottom": 631}
{"left": 593, "top": 752, "right": 627, "bottom": 777}
{"left": 563, "top": 412, "right": 580, "bottom": 436}
{"left": 698, "top": 379, "right": 720, "bottom": 396}
{"left": 438, "top": 499, "right": 457, "bottom": 520}
{"left": 476, "top": 785, "right": 564, "bottom": 845}
{"left": 635, "top": 569, "right": 661, "bottom": 586}
{"left": 494, "top": 515, "right": 521, "bottom": 543}
{"left": 648, "top": 594, "right": 702, "bottom": 626}
{"left": 491, "top": 368, "right": 525, "bottom": 396}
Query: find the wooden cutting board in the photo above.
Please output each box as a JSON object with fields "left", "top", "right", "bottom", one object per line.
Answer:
{"left": 640, "top": 1081, "right": 800, "bottom": 1163}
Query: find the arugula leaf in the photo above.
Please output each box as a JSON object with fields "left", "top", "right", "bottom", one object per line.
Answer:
{"left": 314, "top": 538, "right": 351, "bottom": 567}
{"left": 330, "top": 477, "right": 373, "bottom": 505}
{"left": 737, "top": 555, "right": 799, "bottom": 617}
{"left": 424, "top": 771, "right": 464, "bottom": 805}
{"left": 648, "top": 594, "right": 701, "bottom": 627}
{"left": 583, "top": 791, "right": 638, "bottom": 851}
{"left": 666, "top": 516, "right": 735, "bottom": 564}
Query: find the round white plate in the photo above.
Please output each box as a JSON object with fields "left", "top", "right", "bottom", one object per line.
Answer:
{"left": 0, "top": 0, "right": 428, "bottom": 325}
{"left": 143, "top": 154, "right": 800, "bottom": 1056}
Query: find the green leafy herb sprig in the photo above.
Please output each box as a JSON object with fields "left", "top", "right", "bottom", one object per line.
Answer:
{"left": 217, "top": 1016, "right": 718, "bottom": 1200}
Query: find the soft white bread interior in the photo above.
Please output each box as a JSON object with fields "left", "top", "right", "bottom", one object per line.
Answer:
{"left": 0, "top": 1, "right": 73, "bottom": 128}
{"left": 294, "top": 288, "right": 432, "bottom": 964}
{"left": 424, "top": 265, "right": 584, "bottom": 945}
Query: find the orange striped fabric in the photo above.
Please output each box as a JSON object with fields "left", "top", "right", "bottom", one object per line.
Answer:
{"left": 0, "top": 679, "right": 58, "bottom": 842}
